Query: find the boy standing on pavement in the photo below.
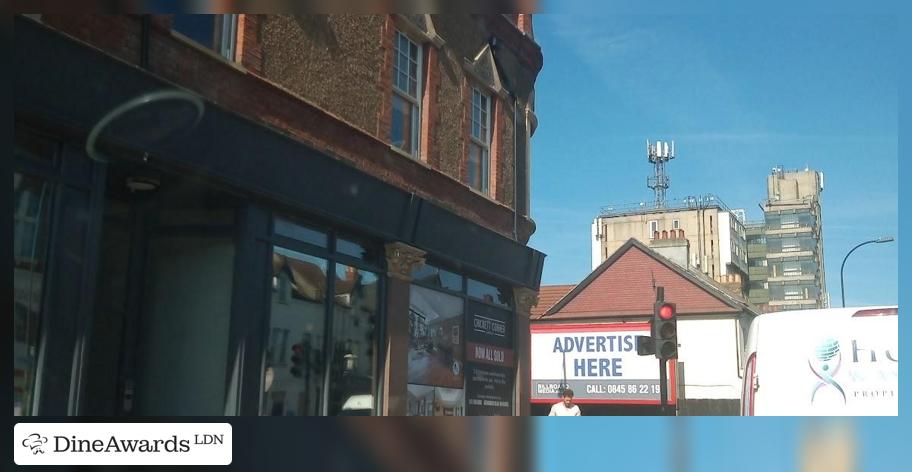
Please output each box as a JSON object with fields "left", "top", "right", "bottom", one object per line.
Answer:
{"left": 549, "top": 388, "right": 581, "bottom": 416}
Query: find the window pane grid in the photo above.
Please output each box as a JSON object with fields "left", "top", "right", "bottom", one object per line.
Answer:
{"left": 392, "top": 30, "right": 422, "bottom": 156}
{"left": 394, "top": 32, "right": 420, "bottom": 99}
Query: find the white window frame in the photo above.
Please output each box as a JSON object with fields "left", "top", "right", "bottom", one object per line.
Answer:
{"left": 672, "top": 219, "right": 680, "bottom": 230}
{"left": 392, "top": 30, "right": 423, "bottom": 157}
{"left": 469, "top": 86, "right": 492, "bottom": 194}
{"left": 648, "top": 220, "right": 659, "bottom": 238}
{"left": 171, "top": 14, "right": 238, "bottom": 62}
{"left": 218, "top": 14, "right": 239, "bottom": 61}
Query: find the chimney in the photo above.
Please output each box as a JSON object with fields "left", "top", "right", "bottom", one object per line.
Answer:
{"left": 714, "top": 273, "right": 745, "bottom": 299}
{"left": 650, "top": 233, "right": 690, "bottom": 268}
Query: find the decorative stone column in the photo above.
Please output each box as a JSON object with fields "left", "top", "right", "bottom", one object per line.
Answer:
{"left": 512, "top": 287, "right": 539, "bottom": 416}
{"left": 382, "top": 242, "right": 426, "bottom": 416}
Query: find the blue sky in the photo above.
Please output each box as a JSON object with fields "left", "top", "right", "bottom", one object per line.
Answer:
{"left": 536, "top": 417, "right": 906, "bottom": 471}
{"left": 527, "top": 13, "right": 898, "bottom": 307}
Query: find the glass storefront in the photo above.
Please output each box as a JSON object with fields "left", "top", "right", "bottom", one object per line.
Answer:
{"left": 264, "top": 217, "right": 381, "bottom": 416}
{"left": 266, "top": 249, "right": 328, "bottom": 416}
{"left": 13, "top": 172, "right": 52, "bottom": 416}
{"left": 12, "top": 129, "right": 519, "bottom": 417}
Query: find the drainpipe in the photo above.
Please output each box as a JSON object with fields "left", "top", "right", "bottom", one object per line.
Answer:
{"left": 512, "top": 91, "right": 519, "bottom": 242}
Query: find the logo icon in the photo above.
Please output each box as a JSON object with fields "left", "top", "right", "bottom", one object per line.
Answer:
{"left": 22, "top": 434, "right": 48, "bottom": 455}
{"left": 808, "top": 338, "right": 847, "bottom": 404}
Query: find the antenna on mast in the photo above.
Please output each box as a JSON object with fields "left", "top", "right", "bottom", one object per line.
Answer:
{"left": 647, "top": 139, "right": 676, "bottom": 208}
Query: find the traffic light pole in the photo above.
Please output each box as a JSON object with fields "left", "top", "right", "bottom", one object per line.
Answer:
{"left": 659, "top": 357, "right": 668, "bottom": 416}
{"left": 656, "top": 287, "right": 669, "bottom": 416}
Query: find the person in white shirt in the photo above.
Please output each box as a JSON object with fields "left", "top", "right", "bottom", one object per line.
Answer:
{"left": 549, "top": 388, "right": 581, "bottom": 416}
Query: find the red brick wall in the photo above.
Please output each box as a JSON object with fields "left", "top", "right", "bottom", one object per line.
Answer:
{"left": 420, "top": 46, "right": 439, "bottom": 166}
{"left": 32, "top": 14, "right": 535, "bottom": 241}
{"left": 460, "top": 77, "right": 470, "bottom": 186}
{"left": 490, "top": 97, "right": 503, "bottom": 202}
{"left": 41, "top": 14, "right": 142, "bottom": 65}
{"left": 237, "top": 14, "right": 263, "bottom": 74}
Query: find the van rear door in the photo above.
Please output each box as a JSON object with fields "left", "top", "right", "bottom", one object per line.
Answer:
{"left": 749, "top": 307, "right": 897, "bottom": 416}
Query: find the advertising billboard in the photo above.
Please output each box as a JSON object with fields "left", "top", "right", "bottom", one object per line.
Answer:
{"left": 531, "top": 323, "right": 676, "bottom": 405}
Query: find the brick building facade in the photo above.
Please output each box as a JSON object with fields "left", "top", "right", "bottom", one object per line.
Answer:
{"left": 13, "top": 14, "right": 544, "bottom": 418}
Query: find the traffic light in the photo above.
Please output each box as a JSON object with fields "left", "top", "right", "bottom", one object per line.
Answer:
{"left": 653, "top": 301, "right": 678, "bottom": 359}
{"left": 290, "top": 343, "right": 305, "bottom": 378}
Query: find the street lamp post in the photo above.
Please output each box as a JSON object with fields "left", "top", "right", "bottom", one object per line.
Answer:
{"left": 840, "top": 236, "right": 894, "bottom": 307}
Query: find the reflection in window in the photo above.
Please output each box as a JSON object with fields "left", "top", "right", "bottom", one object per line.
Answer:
{"left": 264, "top": 248, "right": 328, "bottom": 416}
{"left": 467, "top": 278, "right": 512, "bottom": 308}
{"left": 274, "top": 216, "right": 328, "bottom": 248}
{"left": 329, "top": 265, "right": 379, "bottom": 416}
{"left": 336, "top": 235, "right": 379, "bottom": 264}
{"left": 13, "top": 173, "right": 52, "bottom": 416}
{"left": 410, "top": 263, "right": 463, "bottom": 292}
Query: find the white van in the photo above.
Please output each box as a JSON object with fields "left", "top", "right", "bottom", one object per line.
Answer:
{"left": 741, "top": 306, "right": 897, "bottom": 416}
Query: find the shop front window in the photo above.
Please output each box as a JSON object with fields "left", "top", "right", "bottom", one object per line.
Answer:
{"left": 266, "top": 216, "right": 382, "bottom": 416}
{"left": 467, "top": 278, "right": 512, "bottom": 308}
{"left": 13, "top": 172, "right": 52, "bottom": 416}
{"left": 329, "top": 265, "right": 379, "bottom": 416}
{"left": 410, "top": 263, "right": 463, "bottom": 292}
{"left": 265, "top": 248, "right": 328, "bottom": 416}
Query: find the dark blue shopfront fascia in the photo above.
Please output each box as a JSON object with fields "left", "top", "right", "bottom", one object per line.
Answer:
{"left": 13, "top": 18, "right": 545, "bottom": 291}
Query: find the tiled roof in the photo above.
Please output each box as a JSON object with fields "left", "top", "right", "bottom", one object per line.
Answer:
{"left": 539, "top": 239, "right": 758, "bottom": 321}
{"left": 531, "top": 284, "right": 575, "bottom": 318}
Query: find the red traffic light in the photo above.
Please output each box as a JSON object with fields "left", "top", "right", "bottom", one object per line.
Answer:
{"left": 659, "top": 303, "right": 675, "bottom": 320}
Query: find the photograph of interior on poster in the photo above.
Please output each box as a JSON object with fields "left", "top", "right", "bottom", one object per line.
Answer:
{"left": 531, "top": 323, "right": 676, "bottom": 404}
{"left": 407, "top": 285, "right": 466, "bottom": 416}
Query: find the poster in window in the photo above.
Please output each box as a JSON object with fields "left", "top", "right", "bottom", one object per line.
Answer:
{"left": 464, "top": 364, "right": 513, "bottom": 416}
{"left": 463, "top": 300, "right": 514, "bottom": 415}
{"left": 466, "top": 300, "right": 513, "bottom": 348}
{"left": 407, "top": 384, "right": 465, "bottom": 416}
{"left": 408, "top": 285, "right": 464, "bottom": 389}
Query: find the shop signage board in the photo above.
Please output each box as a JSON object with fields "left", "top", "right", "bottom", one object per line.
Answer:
{"left": 464, "top": 301, "right": 514, "bottom": 415}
